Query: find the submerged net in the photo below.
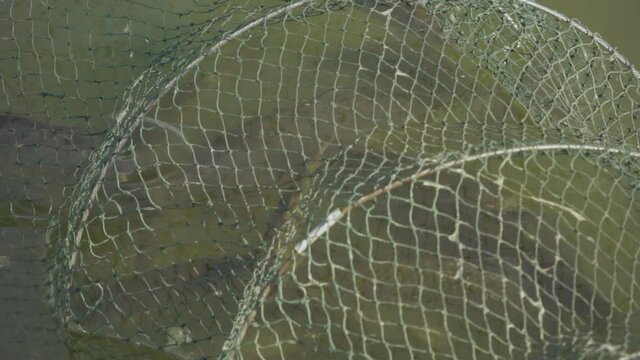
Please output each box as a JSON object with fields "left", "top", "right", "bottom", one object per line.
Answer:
{"left": 1, "top": 0, "right": 640, "bottom": 359}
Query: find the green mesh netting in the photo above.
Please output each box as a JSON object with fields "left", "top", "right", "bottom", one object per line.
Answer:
{"left": 1, "top": 0, "right": 640, "bottom": 359}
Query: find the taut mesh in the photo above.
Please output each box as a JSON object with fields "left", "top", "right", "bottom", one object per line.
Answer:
{"left": 1, "top": 0, "right": 639, "bottom": 359}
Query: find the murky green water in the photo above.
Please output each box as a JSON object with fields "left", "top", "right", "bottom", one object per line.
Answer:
{"left": 536, "top": 0, "right": 640, "bottom": 68}
{"left": 0, "top": 0, "right": 639, "bottom": 359}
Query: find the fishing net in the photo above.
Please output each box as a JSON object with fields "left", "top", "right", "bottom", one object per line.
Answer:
{"left": 1, "top": 0, "right": 640, "bottom": 359}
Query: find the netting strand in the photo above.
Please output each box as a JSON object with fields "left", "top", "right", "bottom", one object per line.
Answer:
{"left": 0, "top": 0, "right": 639, "bottom": 359}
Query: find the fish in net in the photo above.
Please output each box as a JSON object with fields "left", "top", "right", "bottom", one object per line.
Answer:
{"left": 0, "top": 0, "right": 639, "bottom": 359}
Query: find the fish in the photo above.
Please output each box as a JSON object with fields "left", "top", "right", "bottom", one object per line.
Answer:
{"left": 68, "top": 253, "right": 261, "bottom": 359}
{"left": 0, "top": 115, "right": 101, "bottom": 223}
{"left": 0, "top": 114, "right": 103, "bottom": 359}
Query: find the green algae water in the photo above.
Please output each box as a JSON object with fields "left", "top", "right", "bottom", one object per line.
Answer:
{"left": 0, "top": 0, "right": 639, "bottom": 359}
{"left": 536, "top": 0, "right": 639, "bottom": 68}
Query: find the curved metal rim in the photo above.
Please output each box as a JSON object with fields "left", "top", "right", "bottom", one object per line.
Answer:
{"left": 55, "top": 0, "right": 315, "bottom": 321}
{"left": 520, "top": 0, "right": 640, "bottom": 80}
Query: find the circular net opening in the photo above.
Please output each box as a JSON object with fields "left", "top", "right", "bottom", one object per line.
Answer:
{"left": 1, "top": 0, "right": 639, "bottom": 359}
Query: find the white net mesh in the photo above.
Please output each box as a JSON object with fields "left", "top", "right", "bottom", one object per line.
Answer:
{"left": 1, "top": 0, "right": 639, "bottom": 359}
